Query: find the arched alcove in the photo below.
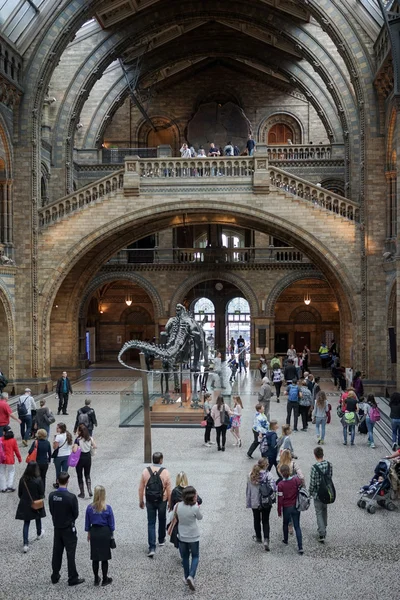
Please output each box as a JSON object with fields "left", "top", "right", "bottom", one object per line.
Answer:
{"left": 260, "top": 113, "right": 303, "bottom": 144}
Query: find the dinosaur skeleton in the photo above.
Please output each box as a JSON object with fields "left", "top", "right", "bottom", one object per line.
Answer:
{"left": 118, "top": 304, "right": 209, "bottom": 404}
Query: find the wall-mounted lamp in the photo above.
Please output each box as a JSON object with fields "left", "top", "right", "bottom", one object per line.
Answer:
{"left": 125, "top": 295, "right": 133, "bottom": 306}
{"left": 304, "top": 293, "right": 311, "bottom": 306}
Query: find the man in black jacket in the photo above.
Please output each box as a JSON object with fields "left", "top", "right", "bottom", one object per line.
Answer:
{"left": 48, "top": 472, "right": 84, "bottom": 586}
{"left": 284, "top": 359, "right": 298, "bottom": 384}
{"left": 74, "top": 398, "right": 98, "bottom": 435}
{"left": 55, "top": 371, "right": 73, "bottom": 415}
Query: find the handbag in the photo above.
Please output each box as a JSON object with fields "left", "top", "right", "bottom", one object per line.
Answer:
{"left": 23, "top": 480, "right": 44, "bottom": 511}
{"left": 110, "top": 537, "right": 116, "bottom": 550}
{"left": 26, "top": 440, "right": 38, "bottom": 463}
{"left": 67, "top": 446, "right": 81, "bottom": 467}
{"left": 46, "top": 410, "right": 56, "bottom": 425}
{"left": 200, "top": 420, "right": 207, "bottom": 427}
{"left": 51, "top": 438, "right": 67, "bottom": 459}
{"left": 167, "top": 506, "right": 178, "bottom": 536}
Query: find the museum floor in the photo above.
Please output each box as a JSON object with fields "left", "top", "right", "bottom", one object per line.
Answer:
{"left": 0, "top": 367, "right": 398, "bottom": 600}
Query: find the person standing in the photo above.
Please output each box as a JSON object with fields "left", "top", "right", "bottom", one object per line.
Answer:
{"left": 138, "top": 451, "right": 172, "bottom": 557}
{"left": 246, "top": 135, "right": 256, "bottom": 156}
{"left": 0, "top": 368, "right": 8, "bottom": 393}
{"left": 313, "top": 391, "right": 328, "bottom": 445}
{"left": 308, "top": 447, "right": 333, "bottom": 543}
{"left": 15, "top": 461, "right": 46, "bottom": 553}
{"left": 286, "top": 345, "right": 297, "bottom": 362}
{"left": 247, "top": 403, "right": 269, "bottom": 459}
{"left": 318, "top": 342, "right": 329, "bottom": 368}
{"left": 48, "top": 471, "right": 84, "bottom": 586}
{"left": 211, "top": 395, "right": 232, "bottom": 451}
{"left": 365, "top": 394, "right": 380, "bottom": 449}
{"left": 202, "top": 393, "right": 214, "bottom": 447}
{"left": 352, "top": 371, "right": 364, "bottom": 400}
{"left": 277, "top": 464, "right": 303, "bottom": 554}
{"left": 175, "top": 486, "right": 203, "bottom": 591}
{"left": 0, "top": 425, "right": 22, "bottom": 492}
{"left": 74, "top": 424, "right": 96, "bottom": 498}
{"left": 56, "top": 371, "right": 73, "bottom": 416}
{"left": 0, "top": 392, "right": 21, "bottom": 437}
{"left": 246, "top": 457, "right": 276, "bottom": 551}
{"left": 35, "top": 399, "right": 54, "bottom": 437}
{"left": 18, "top": 388, "right": 36, "bottom": 447}
{"left": 28, "top": 429, "right": 52, "bottom": 492}
{"left": 389, "top": 392, "right": 400, "bottom": 451}
{"left": 285, "top": 379, "right": 301, "bottom": 432}
{"left": 85, "top": 485, "right": 115, "bottom": 587}
{"left": 298, "top": 380, "right": 312, "bottom": 431}
{"left": 283, "top": 360, "right": 297, "bottom": 384}
{"left": 230, "top": 396, "right": 243, "bottom": 447}
{"left": 74, "top": 398, "right": 98, "bottom": 436}
{"left": 52, "top": 423, "right": 73, "bottom": 486}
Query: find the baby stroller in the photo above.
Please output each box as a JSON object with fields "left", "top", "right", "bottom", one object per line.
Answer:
{"left": 357, "top": 459, "right": 396, "bottom": 514}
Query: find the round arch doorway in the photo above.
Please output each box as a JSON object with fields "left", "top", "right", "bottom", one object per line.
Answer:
{"left": 226, "top": 297, "right": 251, "bottom": 354}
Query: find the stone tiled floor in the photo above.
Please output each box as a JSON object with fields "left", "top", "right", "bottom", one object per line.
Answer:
{"left": 0, "top": 368, "right": 398, "bottom": 600}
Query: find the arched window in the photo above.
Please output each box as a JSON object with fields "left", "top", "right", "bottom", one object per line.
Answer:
{"left": 193, "top": 298, "right": 215, "bottom": 353}
{"left": 268, "top": 123, "right": 294, "bottom": 145}
{"left": 226, "top": 297, "right": 251, "bottom": 350}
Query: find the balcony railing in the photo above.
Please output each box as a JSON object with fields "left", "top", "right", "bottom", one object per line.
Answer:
{"left": 267, "top": 145, "right": 332, "bottom": 160}
{"left": 106, "top": 247, "right": 309, "bottom": 265}
{"left": 140, "top": 157, "right": 254, "bottom": 178}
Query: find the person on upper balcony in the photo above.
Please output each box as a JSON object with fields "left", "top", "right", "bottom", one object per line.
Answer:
{"left": 180, "top": 143, "right": 192, "bottom": 159}
{"left": 246, "top": 135, "right": 256, "bottom": 156}
{"left": 208, "top": 143, "right": 220, "bottom": 157}
{"left": 224, "top": 141, "right": 234, "bottom": 156}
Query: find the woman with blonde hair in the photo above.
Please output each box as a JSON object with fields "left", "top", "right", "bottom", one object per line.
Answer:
{"left": 313, "top": 391, "right": 328, "bottom": 444}
{"left": 277, "top": 449, "right": 304, "bottom": 482}
{"left": 231, "top": 396, "right": 243, "bottom": 447}
{"left": 246, "top": 457, "right": 276, "bottom": 551}
{"left": 85, "top": 485, "right": 115, "bottom": 587}
{"left": 169, "top": 472, "right": 202, "bottom": 549}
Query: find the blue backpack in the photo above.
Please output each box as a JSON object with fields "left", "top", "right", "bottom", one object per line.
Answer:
{"left": 288, "top": 385, "right": 299, "bottom": 402}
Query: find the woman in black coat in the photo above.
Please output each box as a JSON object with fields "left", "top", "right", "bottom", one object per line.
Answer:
{"left": 15, "top": 462, "right": 46, "bottom": 553}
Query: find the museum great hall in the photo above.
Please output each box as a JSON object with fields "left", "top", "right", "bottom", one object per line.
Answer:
{"left": 0, "top": 0, "right": 398, "bottom": 394}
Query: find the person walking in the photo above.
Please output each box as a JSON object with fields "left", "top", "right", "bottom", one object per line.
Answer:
{"left": 74, "top": 398, "right": 98, "bottom": 436}
{"left": 203, "top": 393, "right": 214, "bottom": 447}
{"left": 283, "top": 359, "right": 297, "bottom": 384}
{"left": 175, "top": 486, "right": 203, "bottom": 591}
{"left": 48, "top": 471, "right": 84, "bottom": 586}
{"left": 277, "top": 449, "right": 304, "bottom": 482}
{"left": 211, "top": 395, "right": 232, "bottom": 451}
{"left": 230, "top": 396, "right": 243, "bottom": 447}
{"left": 15, "top": 461, "right": 46, "bottom": 553}
{"left": 35, "top": 399, "right": 55, "bottom": 438}
{"left": 352, "top": 371, "right": 364, "bottom": 400}
{"left": 308, "top": 447, "right": 334, "bottom": 543}
{"left": 365, "top": 394, "right": 380, "bottom": 449}
{"left": 313, "top": 391, "right": 328, "bottom": 445}
{"left": 272, "top": 365, "right": 283, "bottom": 403}
{"left": 389, "top": 392, "right": 400, "bottom": 451}
{"left": 52, "top": 423, "right": 73, "bottom": 486}
{"left": 341, "top": 392, "right": 358, "bottom": 446}
{"left": 247, "top": 403, "right": 269, "bottom": 459}
{"left": 85, "top": 485, "right": 115, "bottom": 587}
{"left": 258, "top": 377, "right": 272, "bottom": 419}
{"left": 285, "top": 379, "right": 301, "bottom": 432}
{"left": 277, "top": 464, "right": 304, "bottom": 554}
{"left": 74, "top": 424, "right": 96, "bottom": 498}
{"left": 0, "top": 392, "right": 21, "bottom": 437}
{"left": 0, "top": 424, "right": 22, "bottom": 492}
{"left": 138, "top": 451, "right": 172, "bottom": 557}
{"left": 260, "top": 420, "right": 279, "bottom": 474}
{"left": 28, "top": 429, "right": 52, "bottom": 492}
{"left": 17, "top": 388, "right": 36, "bottom": 446}
{"left": 169, "top": 472, "right": 203, "bottom": 549}
{"left": 277, "top": 425, "right": 296, "bottom": 458}
{"left": 56, "top": 371, "right": 73, "bottom": 416}
{"left": 299, "top": 380, "right": 312, "bottom": 431}
{"left": 246, "top": 457, "right": 276, "bottom": 551}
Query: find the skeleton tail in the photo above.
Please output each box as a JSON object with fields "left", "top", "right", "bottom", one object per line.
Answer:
{"left": 118, "top": 334, "right": 185, "bottom": 370}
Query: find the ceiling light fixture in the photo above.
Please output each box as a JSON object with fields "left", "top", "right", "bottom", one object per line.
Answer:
{"left": 304, "top": 293, "right": 311, "bottom": 306}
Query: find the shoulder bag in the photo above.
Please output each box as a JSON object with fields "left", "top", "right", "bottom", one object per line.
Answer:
{"left": 51, "top": 438, "right": 67, "bottom": 459}
{"left": 23, "top": 480, "right": 44, "bottom": 511}
{"left": 46, "top": 408, "right": 56, "bottom": 425}
{"left": 26, "top": 440, "right": 38, "bottom": 464}
{"left": 167, "top": 504, "right": 179, "bottom": 536}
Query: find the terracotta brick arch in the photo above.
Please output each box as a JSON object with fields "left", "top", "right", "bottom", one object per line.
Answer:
{"left": 265, "top": 271, "right": 330, "bottom": 318}
{"left": 136, "top": 116, "right": 181, "bottom": 155}
{"left": 258, "top": 112, "right": 303, "bottom": 144}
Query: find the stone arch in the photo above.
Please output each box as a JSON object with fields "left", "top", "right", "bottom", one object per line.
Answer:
{"left": 289, "top": 305, "right": 322, "bottom": 324}
{"left": 135, "top": 116, "right": 180, "bottom": 154}
{"left": 258, "top": 112, "right": 303, "bottom": 144}
{"left": 78, "top": 271, "right": 164, "bottom": 320}
{"left": 0, "top": 278, "right": 15, "bottom": 380}
{"left": 264, "top": 271, "right": 328, "bottom": 318}
{"left": 320, "top": 178, "right": 345, "bottom": 196}
{"left": 169, "top": 271, "right": 259, "bottom": 317}
{"left": 121, "top": 305, "right": 153, "bottom": 324}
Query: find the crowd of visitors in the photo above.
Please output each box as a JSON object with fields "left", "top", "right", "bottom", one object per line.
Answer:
{"left": 180, "top": 136, "right": 256, "bottom": 159}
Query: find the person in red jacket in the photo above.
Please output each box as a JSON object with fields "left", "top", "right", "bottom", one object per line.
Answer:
{"left": 0, "top": 425, "right": 22, "bottom": 492}
{"left": 277, "top": 464, "right": 303, "bottom": 554}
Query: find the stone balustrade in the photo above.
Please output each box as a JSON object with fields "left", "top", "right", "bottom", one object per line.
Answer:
{"left": 139, "top": 157, "right": 254, "bottom": 178}
{"left": 0, "top": 35, "right": 22, "bottom": 85}
{"left": 269, "top": 166, "right": 360, "bottom": 222}
{"left": 267, "top": 144, "right": 332, "bottom": 160}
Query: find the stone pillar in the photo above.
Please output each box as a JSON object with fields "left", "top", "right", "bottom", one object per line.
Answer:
{"left": 253, "top": 144, "right": 270, "bottom": 194}
{"left": 155, "top": 229, "right": 173, "bottom": 263}
{"left": 251, "top": 317, "right": 275, "bottom": 366}
{"left": 124, "top": 156, "right": 140, "bottom": 196}
{"left": 213, "top": 298, "right": 226, "bottom": 360}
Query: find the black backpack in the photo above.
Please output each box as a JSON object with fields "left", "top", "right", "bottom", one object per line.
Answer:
{"left": 315, "top": 463, "right": 336, "bottom": 504}
{"left": 259, "top": 476, "right": 276, "bottom": 508}
{"left": 145, "top": 467, "right": 164, "bottom": 504}
{"left": 17, "top": 396, "right": 28, "bottom": 417}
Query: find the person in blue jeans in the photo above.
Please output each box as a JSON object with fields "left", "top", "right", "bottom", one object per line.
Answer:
{"left": 389, "top": 392, "right": 400, "bottom": 451}
{"left": 18, "top": 389, "right": 36, "bottom": 447}
{"left": 176, "top": 486, "right": 203, "bottom": 591}
{"left": 365, "top": 394, "right": 379, "bottom": 449}
{"left": 277, "top": 464, "right": 303, "bottom": 554}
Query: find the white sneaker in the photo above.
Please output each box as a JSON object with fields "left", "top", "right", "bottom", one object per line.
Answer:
{"left": 23, "top": 545, "right": 29, "bottom": 553}
{"left": 187, "top": 576, "right": 195, "bottom": 591}
{"left": 209, "top": 441, "right": 216, "bottom": 445}
{"left": 370, "top": 443, "right": 376, "bottom": 449}
{"left": 37, "top": 530, "right": 45, "bottom": 540}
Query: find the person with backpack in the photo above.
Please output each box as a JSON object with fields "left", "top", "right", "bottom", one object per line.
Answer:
{"left": 299, "top": 380, "right": 312, "bottom": 431}
{"left": 28, "top": 429, "right": 52, "bottom": 492}
{"left": 0, "top": 424, "right": 22, "bottom": 492}
{"left": 313, "top": 391, "right": 329, "bottom": 445}
{"left": 308, "top": 447, "right": 335, "bottom": 543}
{"left": 277, "top": 464, "right": 304, "bottom": 554}
{"left": 18, "top": 388, "right": 36, "bottom": 447}
{"left": 260, "top": 420, "right": 279, "bottom": 474}
{"left": 247, "top": 403, "right": 269, "bottom": 459}
{"left": 56, "top": 371, "right": 73, "bottom": 416}
{"left": 365, "top": 394, "right": 380, "bottom": 449}
{"left": 138, "top": 451, "right": 172, "bottom": 557}
{"left": 211, "top": 395, "right": 232, "bottom": 452}
{"left": 284, "top": 379, "right": 301, "bottom": 432}
{"left": 246, "top": 457, "right": 276, "bottom": 551}
{"left": 341, "top": 392, "right": 358, "bottom": 446}
{"left": 74, "top": 399, "right": 97, "bottom": 436}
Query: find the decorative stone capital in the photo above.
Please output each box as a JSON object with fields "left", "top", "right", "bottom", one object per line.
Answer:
{"left": 124, "top": 156, "right": 140, "bottom": 196}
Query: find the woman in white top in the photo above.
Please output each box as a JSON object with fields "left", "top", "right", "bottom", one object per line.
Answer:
{"left": 175, "top": 486, "right": 203, "bottom": 591}
{"left": 53, "top": 422, "right": 73, "bottom": 488}
{"left": 73, "top": 424, "right": 96, "bottom": 499}
{"left": 231, "top": 396, "right": 243, "bottom": 447}
{"left": 210, "top": 395, "right": 232, "bottom": 451}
